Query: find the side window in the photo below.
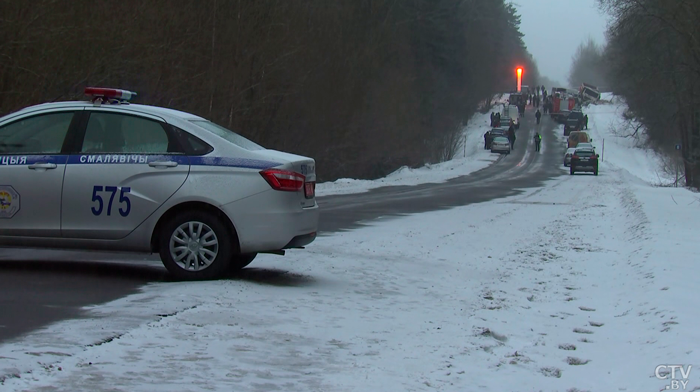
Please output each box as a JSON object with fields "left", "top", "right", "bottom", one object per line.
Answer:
{"left": 171, "top": 125, "right": 213, "bottom": 155}
{"left": 0, "top": 112, "right": 74, "bottom": 154}
{"left": 81, "top": 112, "right": 179, "bottom": 154}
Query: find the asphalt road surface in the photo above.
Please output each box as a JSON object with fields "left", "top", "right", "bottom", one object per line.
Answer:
{"left": 0, "top": 106, "right": 564, "bottom": 343}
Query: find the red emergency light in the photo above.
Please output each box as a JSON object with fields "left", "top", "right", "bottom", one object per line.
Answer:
{"left": 516, "top": 67, "right": 523, "bottom": 92}
{"left": 84, "top": 87, "right": 137, "bottom": 102}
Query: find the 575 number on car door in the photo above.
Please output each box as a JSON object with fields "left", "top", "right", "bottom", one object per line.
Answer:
{"left": 61, "top": 112, "right": 190, "bottom": 240}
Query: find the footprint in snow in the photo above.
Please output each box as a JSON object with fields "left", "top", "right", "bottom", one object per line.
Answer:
{"left": 579, "top": 306, "right": 596, "bottom": 312}
{"left": 558, "top": 344, "right": 576, "bottom": 351}
{"left": 566, "top": 357, "right": 590, "bottom": 366}
{"left": 573, "top": 328, "right": 594, "bottom": 334}
{"left": 540, "top": 367, "right": 562, "bottom": 378}
{"left": 589, "top": 321, "right": 604, "bottom": 327}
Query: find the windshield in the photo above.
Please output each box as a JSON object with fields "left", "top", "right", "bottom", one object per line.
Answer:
{"left": 190, "top": 120, "right": 265, "bottom": 151}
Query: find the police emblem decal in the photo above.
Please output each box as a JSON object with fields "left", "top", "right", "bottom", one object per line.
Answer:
{"left": 0, "top": 186, "right": 20, "bottom": 219}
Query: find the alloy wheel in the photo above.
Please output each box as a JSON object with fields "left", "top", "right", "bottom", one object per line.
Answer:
{"left": 169, "top": 221, "right": 219, "bottom": 271}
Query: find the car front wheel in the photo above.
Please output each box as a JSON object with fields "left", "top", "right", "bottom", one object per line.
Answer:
{"left": 158, "top": 210, "right": 233, "bottom": 281}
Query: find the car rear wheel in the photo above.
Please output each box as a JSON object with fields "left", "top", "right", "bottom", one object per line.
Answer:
{"left": 594, "top": 168, "right": 598, "bottom": 176}
{"left": 158, "top": 210, "right": 233, "bottom": 281}
{"left": 570, "top": 166, "right": 575, "bottom": 175}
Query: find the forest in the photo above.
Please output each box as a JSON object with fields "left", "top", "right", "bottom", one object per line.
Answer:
{"left": 594, "top": 0, "right": 700, "bottom": 188}
{"left": 0, "top": 0, "right": 538, "bottom": 181}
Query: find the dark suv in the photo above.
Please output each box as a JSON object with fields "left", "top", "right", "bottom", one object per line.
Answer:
{"left": 564, "top": 110, "right": 584, "bottom": 136}
{"left": 570, "top": 148, "right": 599, "bottom": 175}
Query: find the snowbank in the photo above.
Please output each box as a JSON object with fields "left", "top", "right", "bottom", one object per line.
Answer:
{"left": 316, "top": 99, "right": 507, "bottom": 196}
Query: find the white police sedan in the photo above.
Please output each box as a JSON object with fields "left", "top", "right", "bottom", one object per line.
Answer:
{"left": 0, "top": 88, "right": 319, "bottom": 280}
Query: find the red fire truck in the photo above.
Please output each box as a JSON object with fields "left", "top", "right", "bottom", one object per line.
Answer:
{"left": 550, "top": 90, "right": 576, "bottom": 123}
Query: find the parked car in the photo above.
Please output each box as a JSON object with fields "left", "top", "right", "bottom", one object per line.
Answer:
{"left": 484, "top": 128, "right": 508, "bottom": 149}
{"left": 570, "top": 147, "right": 599, "bottom": 175}
{"left": 490, "top": 136, "right": 511, "bottom": 154}
{"left": 575, "top": 142, "right": 595, "bottom": 151}
{"left": 563, "top": 147, "right": 577, "bottom": 167}
{"left": 567, "top": 131, "right": 591, "bottom": 148}
{"left": 0, "top": 87, "right": 320, "bottom": 280}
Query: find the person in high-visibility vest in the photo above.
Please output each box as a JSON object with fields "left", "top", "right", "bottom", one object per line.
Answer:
{"left": 534, "top": 132, "right": 542, "bottom": 152}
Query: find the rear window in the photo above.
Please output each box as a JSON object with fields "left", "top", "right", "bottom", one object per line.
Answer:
{"left": 569, "top": 132, "right": 589, "bottom": 142}
{"left": 190, "top": 120, "right": 264, "bottom": 151}
{"left": 575, "top": 150, "right": 594, "bottom": 157}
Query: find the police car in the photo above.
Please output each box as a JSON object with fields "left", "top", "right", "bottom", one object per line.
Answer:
{"left": 0, "top": 87, "right": 319, "bottom": 280}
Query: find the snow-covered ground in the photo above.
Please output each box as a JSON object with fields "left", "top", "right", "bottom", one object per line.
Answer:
{"left": 316, "top": 95, "right": 509, "bottom": 196}
{"left": 1, "top": 96, "right": 699, "bottom": 392}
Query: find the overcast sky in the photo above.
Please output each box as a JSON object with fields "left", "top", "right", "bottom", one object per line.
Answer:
{"left": 515, "top": 0, "right": 611, "bottom": 87}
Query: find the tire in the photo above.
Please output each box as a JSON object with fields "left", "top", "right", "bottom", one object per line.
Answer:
{"left": 570, "top": 166, "right": 575, "bottom": 175}
{"left": 594, "top": 168, "right": 598, "bottom": 176}
{"left": 229, "top": 253, "right": 258, "bottom": 271}
{"left": 158, "top": 210, "right": 234, "bottom": 281}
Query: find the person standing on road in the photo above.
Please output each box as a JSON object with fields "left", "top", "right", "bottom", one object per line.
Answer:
{"left": 535, "top": 109, "right": 541, "bottom": 124}
{"left": 534, "top": 132, "right": 542, "bottom": 152}
{"left": 490, "top": 112, "right": 495, "bottom": 127}
{"left": 583, "top": 114, "right": 589, "bottom": 129}
{"left": 508, "top": 125, "right": 516, "bottom": 150}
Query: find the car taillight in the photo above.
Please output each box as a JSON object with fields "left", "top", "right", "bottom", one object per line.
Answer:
{"left": 572, "top": 155, "right": 579, "bottom": 159}
{"left": 304, "top": 181, "right": 316, "bottom": 199}
{"left": 260, "top": 169, "right": 305, "bottom": 192}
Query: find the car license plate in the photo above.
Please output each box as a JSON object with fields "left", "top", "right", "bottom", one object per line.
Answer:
{"left": 304, "top": 182, "right": 315, "bottom": 198}
{"left": 581, "top": 158, "right": 589, "bottom": 161}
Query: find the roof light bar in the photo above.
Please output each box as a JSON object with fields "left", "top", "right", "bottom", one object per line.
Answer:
{"left": 84, "top": 87, "right": 137, "bottom": 101}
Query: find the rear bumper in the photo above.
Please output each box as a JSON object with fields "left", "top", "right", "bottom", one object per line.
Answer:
{"left": 221, "top": 190, "right": 319, "bottom": 253}
{"left": 284, "top": 232, "right": 317, "bottom": 248}
{"left": 571, "top": 162, "right": 598, "bottom": 171}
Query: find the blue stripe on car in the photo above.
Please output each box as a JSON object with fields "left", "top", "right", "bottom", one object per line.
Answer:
{"left": 1, "top": 155, "right": 281, "bottom": 169}
{"left": 188, "top": 156, "right": 280, "bottom": 169}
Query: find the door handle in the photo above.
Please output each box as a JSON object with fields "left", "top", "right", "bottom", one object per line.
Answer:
{"left": 148, "top": 161, "right": 178, "bottom": 168}
{"left": 28, "top": 162, "right": 57, "bottom": 170}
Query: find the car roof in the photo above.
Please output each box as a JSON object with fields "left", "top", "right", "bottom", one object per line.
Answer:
{"left": 5, "top": 101, "right": 207, "bottom": 122}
